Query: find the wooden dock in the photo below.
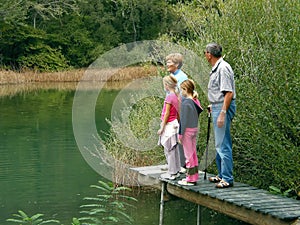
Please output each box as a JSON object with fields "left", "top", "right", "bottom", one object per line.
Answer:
{"left": 131, "top": 165, "right": 300, "bottom": 225}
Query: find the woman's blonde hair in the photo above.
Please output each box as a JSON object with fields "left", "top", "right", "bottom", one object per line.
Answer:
{"left": 180, "top": 79, "right": 198, "bottom": 99}
{"left": 165, "top": 53, "right": 183, "bottom": 69}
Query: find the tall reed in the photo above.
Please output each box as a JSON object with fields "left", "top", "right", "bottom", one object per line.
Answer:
{"left": 0, "top": 66, "right": 157, "bottom": 84}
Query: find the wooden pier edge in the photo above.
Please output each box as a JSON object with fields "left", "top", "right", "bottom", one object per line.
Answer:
{"left": 166, "top": 183, "right": 300, "bottom": 225}
{"left": 130, "top": 165, "right": 300, "bottom": 225}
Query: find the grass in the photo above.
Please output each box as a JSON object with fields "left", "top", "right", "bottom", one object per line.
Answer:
{"left": 0, "top": 66, "right": 158, "bottom": 85}
{"left": 0, "top": 65, "right": 159, "bottom": 97}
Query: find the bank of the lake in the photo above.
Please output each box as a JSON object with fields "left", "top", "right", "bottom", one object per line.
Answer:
{"left": 0, "top": 66, "right": 158, "bottom": 85}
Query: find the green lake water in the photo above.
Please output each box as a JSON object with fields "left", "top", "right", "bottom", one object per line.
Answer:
{"left": 0, "top": 83, "right": 248, "bottom": 225}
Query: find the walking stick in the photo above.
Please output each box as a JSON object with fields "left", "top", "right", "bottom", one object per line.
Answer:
{"left": 204, "top": 108, "right": 211, "bottom": 180}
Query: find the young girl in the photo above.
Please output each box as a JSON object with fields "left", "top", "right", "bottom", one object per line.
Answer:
{"left": 178, "top": 79, "right": 203, "bottom": 185}
{"left": 158, "top": 75, "right": 181, "bottom": 180}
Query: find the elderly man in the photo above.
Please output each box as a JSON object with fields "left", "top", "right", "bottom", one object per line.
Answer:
{"left": 204, "top": 43, "right": 236, "bottom": 188}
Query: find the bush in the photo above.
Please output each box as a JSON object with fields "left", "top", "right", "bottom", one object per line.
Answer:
{"left": 0, "top": 24, "right": 69, "bottom": 72}
{"left": 171, "top": 0, "right": 299, "bottom": 194}
{"left": 17, "top": 43, "right": 69, "bottom": 72}
{"left": 103, "top": 93, "right": 165, "bottom": 186}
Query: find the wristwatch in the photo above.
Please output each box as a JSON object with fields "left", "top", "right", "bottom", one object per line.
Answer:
{"left": 221, "top": 109, "right": 227, "bottom": 114}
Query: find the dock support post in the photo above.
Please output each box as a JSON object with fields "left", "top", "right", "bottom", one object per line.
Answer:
{"left": 197, "top": 205, "right": 202, "bottom": 225}
{"left": 159, "top": 182, "right": 166, "bottom": 225}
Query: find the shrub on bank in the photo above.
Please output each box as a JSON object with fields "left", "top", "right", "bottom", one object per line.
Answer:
{"left": 173, "top": 0, "right": 299, "bottom": 194}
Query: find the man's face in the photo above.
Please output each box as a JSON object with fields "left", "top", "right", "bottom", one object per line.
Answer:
{"left": 204, "top": 51, "right": 212, "bottom": 64}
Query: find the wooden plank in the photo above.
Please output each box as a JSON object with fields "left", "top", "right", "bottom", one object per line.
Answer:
{"left": 252, "top": 202, "right": 300, "bottom": 210}
{"left": 162, "top": 178, "right": 251, "bottom": 192}
{"left": 224, "top": 192, "right": 277, "bottom": 202}
{"left": 131, "top": 164, "right": 166, "bottom": 171}
{"left": 166, "top": 184, "right": 300, "bottom": 225}
{"left": 234, "top": 200, "right": 300, "bottom": 217}
{"left": 225, "top": 194, "right": 298, "bottom": 205}
{"left": 131, "top": 165, "right": 166, "bottom": 176}
{"left": 241, "top": 200, "right": 300, "bottom": 217}
{"left": 203, "top": 188, "right": 265, "bottom": 201}
{"left": 264, "top": 208, "right": 300, "bottom": 220}
{"left": 241, "top": 197, "right": 299, "bottom": 206}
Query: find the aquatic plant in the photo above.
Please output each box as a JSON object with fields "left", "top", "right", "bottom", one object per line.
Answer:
{"left": 7, "top": 181, "right": 137, "bottom": 225}
{"left": 6, "top": 210, "right": 60, "bottom": 225}
{"left": 78, "top": 180, "right": 137, "bottom": 225}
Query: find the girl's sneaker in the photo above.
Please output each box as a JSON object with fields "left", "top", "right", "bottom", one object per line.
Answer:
{"left": 160, "top": 172, "right": 180, "bottom": 180}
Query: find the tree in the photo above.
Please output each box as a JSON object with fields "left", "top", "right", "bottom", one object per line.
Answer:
{"left": 0, "top": 0, "right": 27, "bottom": 23}
{"left": 0, "top": 0, "right": 186, "bottom": 70}
{"left": 26, "top": 0, "right": 82, "bottom": 28}
{"left": 113, "top": 0, "right": 180, "bottom": 42}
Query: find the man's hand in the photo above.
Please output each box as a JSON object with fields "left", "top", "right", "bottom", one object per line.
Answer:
{"left": 217, "top": 112, "right": 225, "bottom": 128}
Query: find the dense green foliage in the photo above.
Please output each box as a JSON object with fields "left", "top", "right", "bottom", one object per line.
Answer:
{"left": 175, "top": 0, "right": 300, "bottom": 194}
{"left": 0, "top": 0, "right": 181, "bottom": 71}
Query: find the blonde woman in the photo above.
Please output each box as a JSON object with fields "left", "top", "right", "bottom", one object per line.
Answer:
{"left": 165, "top": 53, "right": 188, "bottom": 172}
{"left": 165, "top": 53, "right": 188, "bottom": 88}
{"left": 158, "top": 75, "right": 181, "bottom": 180}
{"left": 178, "top": 79, "right": 203, "bottom": 185}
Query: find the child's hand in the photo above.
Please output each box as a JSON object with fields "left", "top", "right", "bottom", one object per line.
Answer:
{"left": 158, "top": 122, "right": 165, "bottom": 135}
{"left": 178, "top": 134, "right": 182, "bottom": 144}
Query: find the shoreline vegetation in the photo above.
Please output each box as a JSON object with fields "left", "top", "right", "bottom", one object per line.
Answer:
{"left": 0, "top": 66, "right": 157, "bottom": 84}
{"left": 0, "top": 66, "right": 159, "bottom": 97}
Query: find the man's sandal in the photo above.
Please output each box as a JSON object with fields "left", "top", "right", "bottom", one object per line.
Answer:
{"left": 215, "top": 180, "right": 233, "bottom": 188}
{"left": 209, "top": 176, "right": 222, "bottom": 183}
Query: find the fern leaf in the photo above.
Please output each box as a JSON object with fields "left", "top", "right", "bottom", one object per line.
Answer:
{"left": 40, "top": 219, "right": 60, "bottom": 224}
{"left": 32, "top": 218, "right": 43, "bottom": 225}
{"left": 6, "top": 218, "right": 26, "bottom": 224}
{"left": 18, "top": 210, "right": 29, "bottom": 218}
{"left": 80, "top": 204, "right": 104, "bottom": 208}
